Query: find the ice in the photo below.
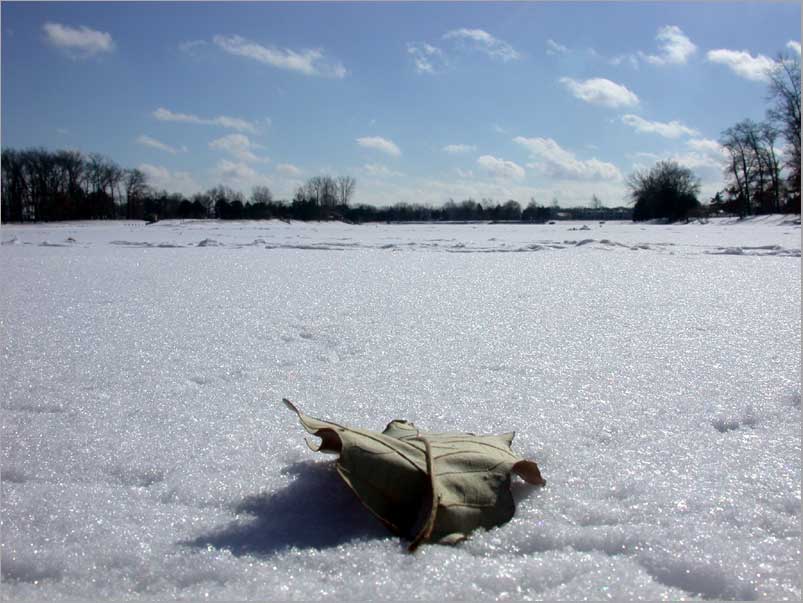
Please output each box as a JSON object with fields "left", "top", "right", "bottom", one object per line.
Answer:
{"left": 1, "top": 218, "right": 800, "bottom": 600}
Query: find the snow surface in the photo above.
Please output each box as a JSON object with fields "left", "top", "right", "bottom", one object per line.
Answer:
{"left": 1, "top": 218, "right": 800, "bottom": 601}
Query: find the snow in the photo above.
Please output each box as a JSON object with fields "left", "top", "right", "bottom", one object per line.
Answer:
{"left": 1, "top": 218, "right": 800, "bottom": 600}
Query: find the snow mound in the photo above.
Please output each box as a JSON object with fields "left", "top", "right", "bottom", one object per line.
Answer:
{"left": 707, "top": 246, "right": 800, "bottom": 257}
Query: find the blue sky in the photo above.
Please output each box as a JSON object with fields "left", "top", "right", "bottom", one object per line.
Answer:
{"left": 2, "top": 2, "right": 800, "bottom": 207}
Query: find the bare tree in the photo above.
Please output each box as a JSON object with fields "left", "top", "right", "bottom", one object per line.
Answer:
{"left": 191, "top": 191, "right": 213, "bottom": 218}
{"left": 336, "top": 175, "right": 356, "bottom": 206}
{"left": 107, "top": 163, "right": 125, "bottom": 212}
{"left": 86, "top": 153, "right": 107, "bottom": 194}
{"left": 743, "top": 121, "right": 768, "bottom": 211}
{"left": 303, "top": 175, "right": 338, "bottom": 208}
{"left": 721, "top": 122, "right": 757, "bottom": 216}
{"left": 305, "top": 176, "right": 324, "bottom": 206}
{"left": 766, "top": 51, "right": 801, "bottom": 205}
{"left": 124, "top": 168, "right": 148, "bottom": 219}
{"left": 1, "top": 149, "right": 28, "bottom": 221}
{"left": 55, "top": 150, "right": 85, "bottom": 200}
{"left": 22, "top": 148, "right": 55, "bottom": 221}
{"left": 251, "top": 185, "right": 273, "bottom": 205}
{"left": 758, "top": 122, "right": 783, "bottom": 212}
{"left": 721, "top": 119, "right": 785, "bottom": 215}
{"left": 321, "top": 175, "right": 337, "bottom": 208}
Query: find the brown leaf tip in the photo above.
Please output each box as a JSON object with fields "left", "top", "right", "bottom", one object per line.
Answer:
{"left": 513, "top": 460, "right": 546, "bottom": 487}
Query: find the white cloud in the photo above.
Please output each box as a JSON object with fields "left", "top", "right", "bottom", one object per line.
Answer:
{"left": 787, "top": 41, "right": 801, "bottom": 56}
{"left": 443, "top": 28, "right": 520, "bottom": 62}
{"left": 682, "top": 138, "right": 729, "bottom": 173}
{"left": 138, "top": 164, "right": 200, "bottom": 196}
{"left": 514, "top": 136, "right": 621, "bottom": 182}
{"left": 686, "top": 137, "right": 728, "bottom": 159}
{"left": 276, "top": 163, "right": 302, "bottom": 177}
{"left": 179, "top": 39, "right": 207, "bottom": 55}
{"left": 443, "top": 144, "right": 477, "bottom": 154}
{"left": 621, "top": 114, "right": 699, "bottom": 138}
{"left": 455, "top": 168, "right": 474, "bottom": 179}
{"left": 610, "top": 53, "right": 640, "bottom": 69}
{"left": 43, "top": 22, "right": 114, "bottom": 58}
{"left": 213, "top": 116, "right": 259, "bottom": 133}
{"left": 407, "top": 42, "right": 446, "bottom": 74}
{"left": 213, "top": 34, "right": 346, "bottom": 78}
{"left": 152, "top": 107, "right": 258, "bottom": 133}
{"left": 136, "top": 135, "right": 185, "bottom": 154}
{"left": 559, "top": 77, "right": 639, "bottom": 108}
{"left": 671, "top": 153, "right": 726, "bottom": 171}
{"left": 546, "top": 39, "right": 568, "bottom": 56}
{"left": 629, "top": 142, "right": 727, "bottom": 173}
{"left": 641, "top": 25, "right": 697, "bottom": 65}
{"left": 212, "top": 159, "right": 272, "bottom": 190}
{"left": 706, "top": 49, "right": 777, "bottom": 82}
{"left": 476, "top": 155, "right": 525, "bottom": 181}
{"left": 356, "top": 136, "right": 401, "bottom": 157}
{"left": 362, "top": 163, "right": 405, "bottom": 178}
{"left": 209, "top": 134, "right": 268, "bottom": 163}
{"left": 628, "top": 151, "right": 662, "bottom": 166}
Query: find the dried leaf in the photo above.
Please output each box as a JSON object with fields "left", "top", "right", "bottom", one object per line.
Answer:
{"left": 283, "top": 398, "right": 545, "bottom": 550}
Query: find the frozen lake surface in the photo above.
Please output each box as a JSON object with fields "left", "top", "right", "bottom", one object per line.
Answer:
{"left": 1, "top": 218, "right": 800, "bottom": 600}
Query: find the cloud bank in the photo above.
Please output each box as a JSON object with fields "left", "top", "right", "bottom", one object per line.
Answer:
{"left": 514, "top": 136, "right": 621, "bottom": 181}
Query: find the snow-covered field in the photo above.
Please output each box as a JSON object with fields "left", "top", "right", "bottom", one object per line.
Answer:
{"left": 1, "top": 217, "right": 800, "bottom": 600}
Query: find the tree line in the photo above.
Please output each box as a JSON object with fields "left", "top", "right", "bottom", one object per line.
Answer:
{"left": 169, "top": 175, "right": 358, "bottom": 222}
{"left": 343, "top": 198, "right": 631, "bottom": 223}
{"left": 0, "top": 151, "right": 360, "bottom": 224}
{"left": 1, "top": 148, "right": 148, "bottom": 222}
{"left": 625, "top": 50, "right": 800, "bottom": 222}
{"left": 715, "top": 50, "right": 800, "bottom": 217}
{"left": 0, "top": 147, "right": 633, "bottom": 224}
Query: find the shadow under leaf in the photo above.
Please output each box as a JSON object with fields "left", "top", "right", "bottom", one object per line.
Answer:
{"left": 184, "top": 461, "right": 390, "bottom": 556}
{"left": 511, "top": 479, "right": 543, "bottom": 504}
